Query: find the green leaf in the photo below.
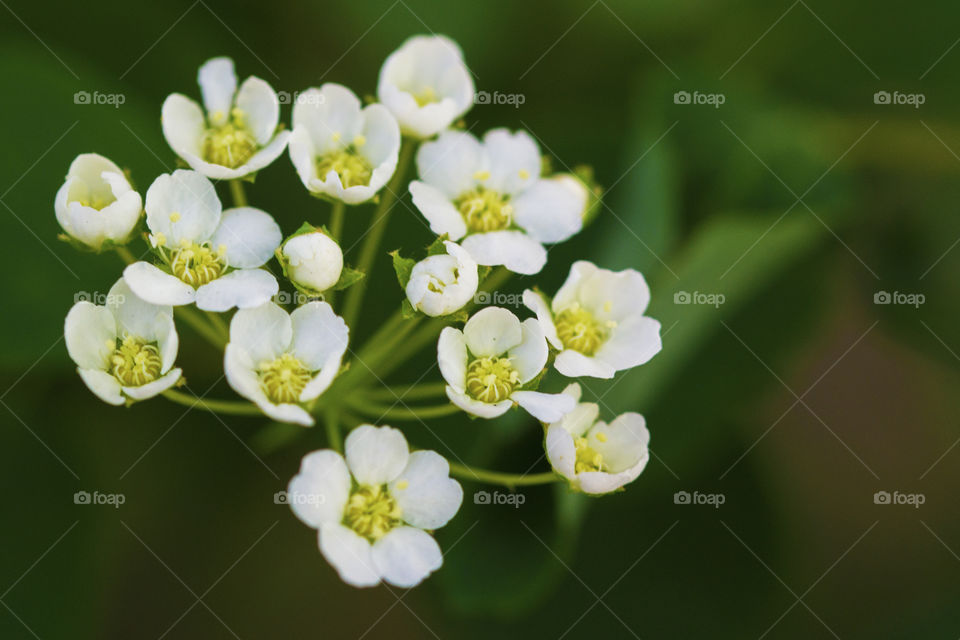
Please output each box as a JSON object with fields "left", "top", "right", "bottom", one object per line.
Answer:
{"left": 390, "top": 249, "right": 416, "bottom": 289}
{"left": 329, "top": 265, "right": 364, "bottom": 292}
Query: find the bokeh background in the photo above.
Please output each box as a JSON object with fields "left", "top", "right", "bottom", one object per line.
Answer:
{"left": 2, "top": 0, "right": 959, "bottom": 637}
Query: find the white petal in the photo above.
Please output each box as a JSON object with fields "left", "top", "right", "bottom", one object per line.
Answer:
{"left": 580, "top": 265, "right": 652, "bottom": 322}
{"left": 155, "top": 312, "right": 179, "bottom": 373}
{"left": 65, "top": 302, "right": 116, "bottom": 370}
{"left": 511, "top": 390, "right": 575, "bottom": 423}
{"left": 228, "top": 301, "right": 292, "bottom": 363}
{"left": 463, "top": 306, "right": 522, "bottom": 357}
{"left": 552, "top": 399, "right": 599, "bottom": 438}
{"left": 209, "top": 207, "right": 282, "bottom": 269}
{"left": 577, "top": 462, "right": 647, "bottom": 495}
{"left": 371, "top": 527, "right": 443, "bottom": 588}
{"left": 288, "top": 449, "right": 351, "bottom": 528}
{"left": 292, "top": 84, "right": 363, "bottom": 155}
{"left": 437, "top": 327, "right": 468, "bottom": 391}
{"left": 446, "top": 386, "right": 511, "bottom": 419}
{"left": 223, "top": 344, "right": 314, "bottom": 426}
{"left": 552, "top": 261, "right": 597, "bottom": 313}
{"left": 522, "top": 289, "right": 561, "bottom": 349}
{"left": 345, "top": 425, "right": 410, "bottom": 486}
{"left": 319, "top": 524, "right": 380, "bottom": 588}
{"left": 161, "top": 94, "right": 205, "bottom": 159}
{"left": 588, "top": 412, "right": 650, "bottom": 474}
{"left": 390, "top": 451, "right": 463, "bottom": 530}
{"left": 77, "top": 368, "right": 124, "bottom": 406}
{"left": 288, "top": 126, "right": 318, "bottom": 190}
{"left": 414, "top": 130, "right": 485, "bottom": 198}
{"left": 512, "top": 177, "right": 585, "bottom": 243}
{"left": 195, "top": 269, "right": 279, "bottom": 312}
{"left": 554, "top": 350, "right": 617, "bottom": 379}
{"left": 482, "top": 129, "right": 540, "bottom": 196}
{"left": 197, "top": 57, "right": 237, "bottom": 121}
{"left": 545, "top": 423, "right": 577, "bottom": 480}
{"left": 107, "top": 277, "right": 173, "bottom": 342}
{"left": 123, "top": 261, "right": 196, "bottom": 306}
{"left": 508, "top": 318, "right": 548, "bottom": 384}
{"left": 144, "top": 170, "right": 221, "bottom": 245}
{"left": 234, "top": 76, "right": 279, "bottom": 145}
{"left": 408, "top": 181, "right": 467, "bottom": 240}
{"left": 122, "top": 368, "right": 182, "bottom": 400}
{"left": 461, "top": 231, "right": 547, "bottom": 275}
{"left": 358, "top": 103, "right": 401, "bottom": 173}
{"left": 593, "top": 316, "right": 662, "bottom": 372}
{"left": 290, "top": 301, "right": 349, "bottom": 371}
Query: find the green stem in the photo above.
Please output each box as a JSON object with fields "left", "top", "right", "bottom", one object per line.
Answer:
{"left": 229, "top": 180, "right": 248, "bottom": 207}
{"left": 447, "top": 462, "right": 559, "bottom": 488}
{"left": 328, "top": 200, "right": 346, "bottom": 243}
{"left": 162, "top": 389, "right": 261, "bottom": 415}
{"left": 175, "top": 306, "right": 226, "bottom": 348}
{"left": 359, "top": 382, "right": 448, "bottom": 402}
{"left": 341, "top": 138, "right": 417, "bottom": 329}
{"left": 346, "top": 399, "right": 460, "bottom": 421}
{"left": 115, "top": 246, "right": 136, "bottom": 265}
{"left": 324, "top": 408, "right": 343, "bottom": 452}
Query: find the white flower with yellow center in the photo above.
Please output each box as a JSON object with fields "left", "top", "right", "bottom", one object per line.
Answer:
{"left": 280, "top": 229, "right": 344, "bottom": 294}
{"left": 288, "top": 425, "right": 462, "bottom": 588}
{"left": 377, "top": 35, "right": 475, "bottom": 139}
{"left": 54, "top": 153, "right": 142, "bottom": 251}
{"left": 405, "top": 241, "right": 478, "bottom": 317}
{"left": 65, "top": 277, "right": 181, "bottom": 405}
{"left": 123, "top": 170, "right": 281, "bottom": 312}
{"left": 545, "top": 383, "right": 650, "bottom": 494}
{"left": 523, "top": 261, "right": 662, "bottom": 379}
{"left": 438, "top": 307, "right": 575, "bottom": 421}
{"left": 288, "top": 84, "right": 400, "bottom": 204}
{"left": 224, "top": 301, "right": 348, "bottom": 426}
{"left": 161, "top": 57, "right": 290, "bottom": 179}
{"left": 409, "top": 129, "right": 588, "bottom": 275}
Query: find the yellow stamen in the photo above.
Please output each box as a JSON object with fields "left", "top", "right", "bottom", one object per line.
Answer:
{"left": 343, "top": 485, "right": 403, "bottom": 542}
{"left": 257, "top": 353, "right": 313, "bottom": 405}
{"left": 465, "top": 356, "right": 519, "bottom": 403}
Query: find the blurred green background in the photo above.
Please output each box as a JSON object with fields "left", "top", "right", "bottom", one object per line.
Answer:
{"left": 2, "top": 0, "right": 960, "bottom": 637}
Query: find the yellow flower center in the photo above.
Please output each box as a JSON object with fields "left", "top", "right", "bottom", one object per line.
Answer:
{"left": 258, "top": 353, "right": 312, "bottom": 404}
{"left": 412, "top": 86, "right": 438, "bottom": 107}
{"left": 456, "top": 187, "right": 512, "bottom": 233}
{"left": 465, "top": 356, "right": 519, "bottom": 403}
{"left": 169, "top": 242, "right": 227, "bottom": 287}
{"left": 343, "top": 484, "right": 403, "bottom": 542}
{"left": 203, "top": 109, "right": 259, "bottom": 168}
{"left": 554, "top": 305, "right": 609, "bottom": 356}
{"left": 315, "top": 146, "right": 373, "bottom": 188}
{"left": 111, "top": 336, "right": 163, "bottom": 387}
{"left": 574, "top": 436, "right": 607, "bottom": 473}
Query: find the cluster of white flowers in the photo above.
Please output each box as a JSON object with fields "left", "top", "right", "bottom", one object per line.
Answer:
{"left": 56, "top": 35, "right": 663, "bottom": 590}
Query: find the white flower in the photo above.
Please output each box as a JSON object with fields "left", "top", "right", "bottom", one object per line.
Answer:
{"left": 288, "top": 425, "right": 462, "bottom": 588}
{"left": 224, "top": 301, "right": 348, "bottom": 426}
{"left": 54, "top": 153, "right": 142, "bottom": 251}
{"left": 409, "top": 129, "right": 588, "bottom": 275}
{"left": 405, "top": 241, "right": 478, "bottom": 317}
{"left": 437, "top": 307, "right": 575, "bottom": 421}
{"left": 288, "top": 84, "right": 401, "bottom": 204}
{"left": 377, "top": 35, "right": 474, "bottom": 139}
{"left": 65, "top": 277, "right": 181, "bottom": 405}
{"left": 280, "top": 229, "right": 343, "bottom": 294}
{"left": 523, "top": 261, "right": 662, "bottom": 379}
{"left": 161, "top": 57, "right": 290, "bottom": 179}
{"left": 123, "top": 170, "right": 281, "bottom": 312}
{"left": 545, "top": 383, "right": 649, "bottom": 494}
